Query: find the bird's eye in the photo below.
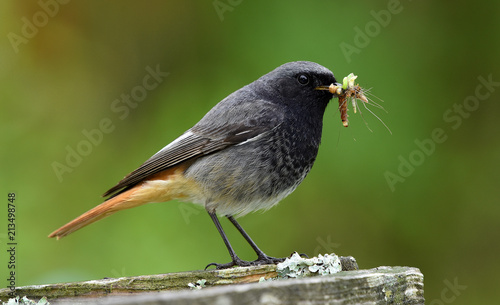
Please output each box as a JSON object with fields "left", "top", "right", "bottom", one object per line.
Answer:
{"left": 297, "top": 74, "right": 310, "bottom": 85}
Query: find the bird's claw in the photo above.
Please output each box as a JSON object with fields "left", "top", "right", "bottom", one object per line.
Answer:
{"left": 205, "top": 255, "right": 286, "bottom": 270}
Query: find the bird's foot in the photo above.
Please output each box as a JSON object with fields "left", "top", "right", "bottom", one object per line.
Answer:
{"left": 253, "top": 254, "right": 286, "bottom": 265}
{"left": 205, "top": 257, "right": 252, "bottom": 270}
{"left": 205, "top": 254, "right": 288, "bottom": 270}
{"left": 254, "top": 252, "right": 308, "bottom": 264}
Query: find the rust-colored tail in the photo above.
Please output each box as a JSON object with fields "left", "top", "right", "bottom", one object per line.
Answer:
{"left": 49, "top": 165, "right": 197, "bottom": 239}
{"left": 48, "top": 187, "right": 144, "bottom": 239}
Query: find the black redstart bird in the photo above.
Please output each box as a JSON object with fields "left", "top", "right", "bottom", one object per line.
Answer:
{"left": 49, "top": 61, "right": 339, "bottom": 269}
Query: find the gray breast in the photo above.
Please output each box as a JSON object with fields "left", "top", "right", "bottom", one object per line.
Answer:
{"left": 184, "top": 122, "right": 320, "bottom": 216}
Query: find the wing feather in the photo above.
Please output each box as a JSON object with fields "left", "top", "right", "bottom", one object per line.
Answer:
{"left": 103, "top": 98, "right": 283, "bottom": 198}
{"left": 103, "top": 125, "right": 271, "bottom": 198}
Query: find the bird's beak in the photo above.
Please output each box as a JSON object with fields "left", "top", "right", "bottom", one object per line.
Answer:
{"left": 315, "top": 83, "right": 343, "bottom": 95}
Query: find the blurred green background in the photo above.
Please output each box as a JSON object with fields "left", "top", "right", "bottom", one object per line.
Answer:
{"left": 1, "top": 1, "right": 499, "bottom": 303}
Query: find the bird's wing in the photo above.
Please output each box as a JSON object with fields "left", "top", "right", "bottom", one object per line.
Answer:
{"left": 103, "top": 99, "right": 283, "bottom": 198}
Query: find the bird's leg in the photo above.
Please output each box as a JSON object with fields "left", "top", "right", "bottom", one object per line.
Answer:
{"left": 205, "top": 211, "right": 252, "bottom": 269}
{"left": 227, "top": 216, "right": 285, "bottom": 265}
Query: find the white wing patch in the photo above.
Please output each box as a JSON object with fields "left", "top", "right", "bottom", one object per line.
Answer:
{"left": 151, "top": 131, "right": 194, "bottom": 158}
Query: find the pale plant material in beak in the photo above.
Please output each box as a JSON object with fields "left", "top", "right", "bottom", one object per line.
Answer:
{"left": 318, "top": 73, "right": 391, "bottom": 133}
